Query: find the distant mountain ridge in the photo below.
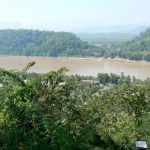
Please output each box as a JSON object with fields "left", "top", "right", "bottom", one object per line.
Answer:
{"left": 73, "top": 24, "right": 149, "bottom": 34}
{"left": 77, "top": 32, "right": 136, "bottom": 44}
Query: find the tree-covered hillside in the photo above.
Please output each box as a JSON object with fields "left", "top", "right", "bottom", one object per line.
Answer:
{"left": 1, "top": 29, "right": 150, "bottom": 61}
{"left": 88, "top": 27, "right": 150, "bottom": 61}
{"left": 0, "top": 30, "right": 92, "bottom": 56}
{"left": 118, "top": 27, "right": 150, "bottom": 61}
{"left": 124, "top": 28, "right": 150, "bottom": 52}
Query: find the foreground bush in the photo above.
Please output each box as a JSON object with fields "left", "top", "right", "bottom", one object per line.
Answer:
{"left": 0, "top": 62, "right": 150, "bottom": 149}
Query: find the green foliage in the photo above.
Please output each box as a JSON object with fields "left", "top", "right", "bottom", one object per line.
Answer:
{"left": 0, "top": 63, "right": 97, "bottom": 149}
{"left": 0, "top": 29, "right": 93, "bottom": 57}
{"left": 78, "top": 27, "right": 150, "bottom": 61}
{"left": 97, "top": 72, "right": 132, "bottom": 85}
{"left": 124, "top": 28, "right": 150, "bottom": 52}
{"left": 90, "top": 84, "right": 150, "bottom": 149}
{"left": 1, "top": 28, "right": 150, "bottom": 61}
{"left": 0, "top": 63, "right": 150, "bottom": 149}
{"left": 117, "top": 27, "right": 150, "bottom": 61}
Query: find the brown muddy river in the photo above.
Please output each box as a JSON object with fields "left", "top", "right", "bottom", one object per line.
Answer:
{"left": 0, "top": 56, "right": 150, "bottom": 80}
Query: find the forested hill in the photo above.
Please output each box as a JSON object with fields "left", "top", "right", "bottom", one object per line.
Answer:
{"left": 113, "top": 27, "right": 150, "bottom": 61}
{"left": 0, "top": 30, "right": 92, "bottom": 56}
{"left": 123, "top": 27, "right": 150, "bottom": 52}
{"left": 2, "top": 29, "right": 150, "bottom": 61}
{"left": 98, "top": 27, "right": 150, "bottom": 61}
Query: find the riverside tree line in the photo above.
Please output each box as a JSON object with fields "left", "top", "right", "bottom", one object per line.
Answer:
{"left": 1, "top": 28, "right": 150, "bottom": 61}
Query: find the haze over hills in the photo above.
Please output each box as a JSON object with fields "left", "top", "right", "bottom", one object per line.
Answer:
{"left": 77, "top": 32, "right": 136, "bottom": 44}
{"left": 75, "top": 24, "right": 150, "bottom": 44}
{"left": 0, "top": 22, "right": 23, "bottom": 29}
{"left": 0, "top": 21, "right": 149, "bottom": 34}
{"left": 73, "top": 24, "right": 149, "bottom": 34}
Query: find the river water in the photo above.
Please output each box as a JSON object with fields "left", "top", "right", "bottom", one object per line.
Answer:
{"left": 0, "top": 56, "right": 150, "bottom": 80}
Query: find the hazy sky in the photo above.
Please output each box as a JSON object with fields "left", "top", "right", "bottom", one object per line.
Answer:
{"left": 0, "top": 0, "right": 150, "bottom": 31}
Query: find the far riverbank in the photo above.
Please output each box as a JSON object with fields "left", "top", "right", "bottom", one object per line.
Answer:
{"left": 1, "top": 55, "right": 150, "bottom": 64}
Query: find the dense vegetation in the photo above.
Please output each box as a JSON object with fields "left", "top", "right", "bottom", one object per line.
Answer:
{"left": 121, "top": 28, "right": 150, "bottom": 61}
{"left": 0, "top": 29, "right": 93, "bottom": 57}
{"left": 1, "top": 28, "right": 150, "bottom": 61}
{"left": 91, "top": 27, "right": 150, "bottom": 61}
{"left": 124, "top": 28, "right": 150, "bottom": 52}
{"left": 0, "top": 62, "right": 150, "bottom": 149}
